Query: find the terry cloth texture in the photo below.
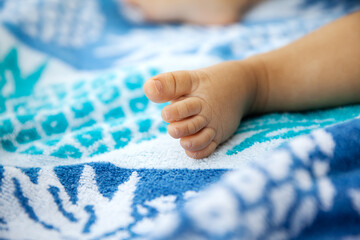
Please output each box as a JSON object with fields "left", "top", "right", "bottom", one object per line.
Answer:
{"left": 0, "top": 0, "right": 359, "bottom": 239}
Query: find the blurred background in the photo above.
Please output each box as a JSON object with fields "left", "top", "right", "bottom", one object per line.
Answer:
{"left": 1, "top": 0, "right": 358, "bottom": 72}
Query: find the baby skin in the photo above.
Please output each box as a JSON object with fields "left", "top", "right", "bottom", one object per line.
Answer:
{"left": 125, "top": 0, "right": 262, "bottom": 24}
{"left": 144, "top": 11, "right": 360, "bottom": 159}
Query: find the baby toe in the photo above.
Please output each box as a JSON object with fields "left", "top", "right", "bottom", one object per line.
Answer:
{"left": 161, "top": 97, "right": 202, "bottom": 122}
{"left": 185, "top": 141, "right": 218, "bottom": 159}
{"left": 168, "top": 115, "right": 208, "bottom": 138}
{"left": 144, "top": 71, "right": 198, "bottom": 103}
{"left": 180, "top": 127, "right": 216, "bottom": 152}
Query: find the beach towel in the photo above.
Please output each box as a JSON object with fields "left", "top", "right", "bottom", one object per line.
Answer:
{"left": 0, "top": 0, "right": 359, "bottom": 239}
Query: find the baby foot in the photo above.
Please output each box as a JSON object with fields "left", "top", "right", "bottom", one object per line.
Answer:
{"left": 144, "top": 60, "right": 261, "bottom": 159}
{"left": 125, "top": 0, "right": 262, "bottom": 25}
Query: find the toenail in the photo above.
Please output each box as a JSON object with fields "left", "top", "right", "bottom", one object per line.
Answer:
{"left": 174, "top": 127, "right": 180, "bottom": 136}
{"left": 162, "top": 111, "right": 169, "bottom": 121}
{"left": 186, "top": 141, "right": 192, "bottom": 149}
{"left": 153, "top": 79, "right": 162, "bottom": 93}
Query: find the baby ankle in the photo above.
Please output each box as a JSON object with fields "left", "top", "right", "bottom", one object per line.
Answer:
{"left": 243, "top": 56, "right": 270, "bottom": 115}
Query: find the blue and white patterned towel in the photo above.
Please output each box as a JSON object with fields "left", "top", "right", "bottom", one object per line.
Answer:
{"left": 0, "top": 0, "right": 359, "bottom": 239}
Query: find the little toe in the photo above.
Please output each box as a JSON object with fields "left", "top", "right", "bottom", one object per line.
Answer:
{"left": 180, "top": 127, "right": 216, "bottom": 152}
{"left": 161, "top": 97, "right": 202, "bottom": 122}
{"left": 168, "top": 115, "right": 208, "bottom": 139}
{"left": 144, "top": 71, "right": 198, "bottom": 103}
{"left": 185, "top": 141, "right": 218, "bottom": 159}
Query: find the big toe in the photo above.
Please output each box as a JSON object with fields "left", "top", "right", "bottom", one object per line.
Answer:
{"left": 144, "top": 71, "right": 198, "bottom": 103}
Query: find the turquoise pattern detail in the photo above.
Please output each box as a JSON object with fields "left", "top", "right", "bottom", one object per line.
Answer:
{"left": 129, "top": 95, "right": 149, "bottom": 113}
{"left": 72, "top": 101, "right": 94, "bottom": 119}
{"left": 0, "top": 119, "right": 13, "bottom": 137}
{"left": 112, "top": 128, "right": 132, "bottom": 149}
{"left": 51, "top": 145, "right": 82, "bottom": 159}
{"left": 76, "top": 129, "right": 103, "bottom": 147}
{"left": 0, "top": 48, "right": 46, "bottom": 113}
{"left": 125, "top": 72, "right": 144, "bottom": 90}
{"left": 22, "top": 146, "right": 44, "bottom": 155}
{"left": 104, "top": 107, "right": 125, "bottom": 121}
{"left": 17, "top": 114, "right": 35, "bottom": 124}
{"left": 1, "top": 139, "right": 16, "bottom": 152}
{"left": 138, "top": 118, "right": 152, "bottom": 133}
{"left": 42, "top": 113, "right": 69, "bottom": 136}
{"left": 44, "top": 139, "right": 61, "bottom": 146}
{"left": 72, "top": 119, "right": 97, "bottom": 131}
{"left": 89, "top": 144, "right": 108, "bottom": 156}
{"left": 158, "top": 122, "right": 168, "bottom": 133}
{"left": 97, "top": 86, "right": 120, "bottom": 104}
{"left": 0, "top": 49, "right": 169, "bottom": 159}
{"left": 228, "top": 105, "right": 360, "bottom": 155}
{"left": 16, "top": 128, "right": 41, "bottom": 144}
{"left": 0, "top": 48, "right": 46, "bottom": 98}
